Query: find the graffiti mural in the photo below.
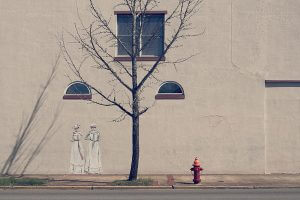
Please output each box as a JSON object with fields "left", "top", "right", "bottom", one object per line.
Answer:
{"left": 70, "top": 124, "right": 85, "bottom": 174}
{"left": 85, "top": 124, "right": 103, "bottom": 174}
{"left": 70, "top": 124, "right": 103, "bottom": 174}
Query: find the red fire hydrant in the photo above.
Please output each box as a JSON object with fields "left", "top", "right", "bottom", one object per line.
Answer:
{"left": 190, "top": 157, "right": 203, "bottom": 184}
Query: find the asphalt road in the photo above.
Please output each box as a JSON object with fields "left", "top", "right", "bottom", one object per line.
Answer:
{"left": 0, "top": 188, "right": 300, "bottom": 200}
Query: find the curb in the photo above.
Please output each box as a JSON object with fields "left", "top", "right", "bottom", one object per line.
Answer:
{"left": 1, "top": 185, "right": 300, "bottom": 190}
{"left": 173, "top": 185, "right": 300, "bottom": 189}
{"left": 0, "top": 186, "right": 173, "bottom": 190}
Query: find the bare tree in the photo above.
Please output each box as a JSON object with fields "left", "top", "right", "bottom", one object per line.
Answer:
{"left": 60, "top": 0, "right": 203, "bottom": 181}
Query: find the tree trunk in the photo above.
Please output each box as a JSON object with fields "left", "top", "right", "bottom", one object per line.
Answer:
{"left": 128, "top": 113, "right": 139, "bottom": 181}
{"left": 128, "top": 5, "right": 139, "bottom": 181}
{"left": 129, "top": 56, "right": 139, "bottom": 181}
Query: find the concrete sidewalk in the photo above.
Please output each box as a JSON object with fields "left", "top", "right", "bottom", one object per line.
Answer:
{"left": 8, "top": 174, "right": 300, "bottom": 189}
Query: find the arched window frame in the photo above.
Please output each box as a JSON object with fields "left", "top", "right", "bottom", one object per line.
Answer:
{"left": 155, "top": 81, "right": 185, "bottom": 100}
{"left": 63, "top": 81, "right": 92, "bottom": 100}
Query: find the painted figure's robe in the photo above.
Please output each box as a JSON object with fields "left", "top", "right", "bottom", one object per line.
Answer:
{"left": 70, "top": 131, "right": 85, "bottom": 174}
{"left": 85, "top": 130, "right": 102, "bottom": 173}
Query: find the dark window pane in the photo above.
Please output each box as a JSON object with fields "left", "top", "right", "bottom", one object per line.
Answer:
{"left": 158, "top": 82, "right": 183, "bottom": 94}
{"left": 142, "top": 15, "right": 164, "bottom": 36}
{"left": 142, "top": 36, "right": 163, "bottom": 56}
{"left": 118, "top": 15, "right": 141, "bottom": 35}
{"left": 118, "top": 36, "right": 132, "bottom": 55}
{"left": 118, "top": 36, "right": 140, "bottom": 55}
{"left": 66, "top": 83, "right": 90, "bottom": 94}
{"left": 117, "top": 15, "right": 133, "bottom": 35}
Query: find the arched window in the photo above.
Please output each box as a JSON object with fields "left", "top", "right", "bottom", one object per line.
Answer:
{"left": 155, "top": 81, "right": 185, "bottom": 100}
{"left": 63, "top": 82, "right": 92, "bottom": 100}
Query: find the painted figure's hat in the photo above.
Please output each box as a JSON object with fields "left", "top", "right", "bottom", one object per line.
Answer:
{"left": 73, "top": 124, "right": 80, "bottom": 129}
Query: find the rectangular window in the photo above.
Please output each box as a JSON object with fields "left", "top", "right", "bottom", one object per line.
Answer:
{"left": 116, "top": 13, "right": 165, "bottom": 59}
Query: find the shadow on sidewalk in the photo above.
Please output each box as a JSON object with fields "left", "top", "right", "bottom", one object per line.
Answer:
{"left": 176, "top": 182, "right": 195, "bottom": 185}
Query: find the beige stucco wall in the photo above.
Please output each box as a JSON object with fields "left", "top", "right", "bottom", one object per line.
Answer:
{"left": 0, "top": 0, "right": 299, "bottom": 174}
{"left": 265, "top": 87, "right": 300, "bottom": 173}
{"left": 262, "top": 0, "right": 300, "bottom": 174}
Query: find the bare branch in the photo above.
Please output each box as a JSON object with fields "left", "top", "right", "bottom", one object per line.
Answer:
{"left": 137, "top": 0, "right": 203, "bottom": 92}
{"left": 89, "top": 0, "right": 133, "bottom": 57}
{"left": 139, "top": 107, "right": 149, "bottom": 115}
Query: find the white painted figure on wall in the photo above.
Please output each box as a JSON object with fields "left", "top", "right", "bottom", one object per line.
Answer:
{"left": 70, "top": 124, "right": 85, "bottom": 174}
{"left": 85, "top": 124, "right": 103, "bottom": 174}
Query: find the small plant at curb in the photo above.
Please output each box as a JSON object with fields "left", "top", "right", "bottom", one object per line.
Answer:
{"left": 112, "top": 178, "right": 154, "bottom": 186}
{"left": 0, "top": 177, "right": 48, "bottom": 186}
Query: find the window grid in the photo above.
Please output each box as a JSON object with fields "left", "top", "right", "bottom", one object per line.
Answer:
{"left": 116, "top": 14, "right": 164, "bottom": 57}
{"left": 63, "top": 82, "right": 92, "bottom": 100}
{"left": 155, "top": 81, "right": 185, "bottom": 100}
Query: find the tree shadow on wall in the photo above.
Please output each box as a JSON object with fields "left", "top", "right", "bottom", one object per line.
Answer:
{"left": 1, "top": 54, "right": 63, "bottom": 175}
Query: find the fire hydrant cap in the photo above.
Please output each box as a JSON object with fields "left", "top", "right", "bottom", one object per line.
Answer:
{"left": 193, "top": 157, "right": 200, "bottom": 167}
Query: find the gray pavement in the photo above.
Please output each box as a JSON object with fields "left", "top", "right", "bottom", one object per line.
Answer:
{"left": 1, "top": 189, "right": 300, "bottom": 200}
